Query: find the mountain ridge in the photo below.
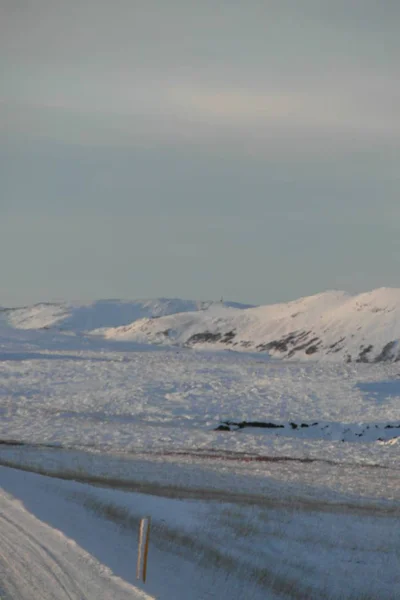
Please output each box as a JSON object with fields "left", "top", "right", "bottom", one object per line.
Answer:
{"left": 0, "top": 298, "right": 253, "bottom": 332}
{"left": 99, "top": 287, "right": 400, "bottom": 363}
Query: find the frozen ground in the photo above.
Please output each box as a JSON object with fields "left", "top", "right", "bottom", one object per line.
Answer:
{"left": 1, "top": 338, "right": 399, "bottom": 473}
{"left": 0, "top": 325, "right": 399, "bottom": 598}
{"left": 1, "top": 466, "right": 399, "bottom": 600}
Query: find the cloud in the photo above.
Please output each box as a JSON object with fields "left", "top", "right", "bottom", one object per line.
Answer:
{"left": 1, "top": 1, "right": 399, "bottom": 305}
{"left": 2, "top": 1, "right": 399, "bottom": 153}
{"left": 2, "top": 68, "right": 399, "bottom": 157}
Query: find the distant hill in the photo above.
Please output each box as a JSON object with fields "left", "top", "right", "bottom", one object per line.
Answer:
{"left": 99, "top": 288, "right": 400, "bottom": 363}
{"left": 0, "top": 298, "right": 253, "bottom": 332}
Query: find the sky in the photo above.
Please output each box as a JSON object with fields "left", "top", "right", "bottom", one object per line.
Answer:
{"left": 1, "top": 0, "right": 400, "bottom": 306}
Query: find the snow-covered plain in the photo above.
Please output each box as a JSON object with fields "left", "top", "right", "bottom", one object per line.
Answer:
{"left": 0, "top": 294, "right": 399, "bottom": 599}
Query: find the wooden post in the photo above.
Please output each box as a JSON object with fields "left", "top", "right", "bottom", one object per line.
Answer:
{"left": 143, "top": 517, "right": 151, "bottom": 583}
{"left": 136, "top": 518, "right": 145, "bottom": 580}
{"left": 137, "top": 517, "right": 151, "bottom": 583}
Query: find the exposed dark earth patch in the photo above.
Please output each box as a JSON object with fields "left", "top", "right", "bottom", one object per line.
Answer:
{"left": 183, "top": 325, "right": 400, "bottom": 363}
{"left": 288, "top": 337, "right": 321, "bottom": 357}
{"left": 187, "top": 332, "right": 223, "bottom": 344}
{"left": 216, "top": 421, "right": 285, "bottom": 431}
{"left": 328, "top": 337, "right": 346, "bottom": 353}
{"left": 187, "top": 330, "right": 237, "bottom": 345}
{"left": 374, "top": 341, "right": 397, "bottom": 362}
{"left": 214, "top": 421, "right": 400, "bottom": 443}
{"left": 256, "top": 332, "right": 303, "bottom": 353}
{"left": 0, "top": 439, "right": 26, "bottom": 447}
{"left": 357, "top": 345, "right": 374, "bottom": 363}
{"left": 0, "top": 439, "right": 61, "bottom": 449}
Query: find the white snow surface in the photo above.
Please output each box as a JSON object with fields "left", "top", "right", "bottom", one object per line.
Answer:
{"left": 1, "top": 297, "right": 252, "bottom": 332}
{"left": 1, "top": 293, "right": 400, "bottom": 599}
{"left": 100, "top": 287, "right": 400, "bottom": 363}
{"left": 0, "top": 331, "right": 399, "bottom": 498}
{"left": 1, "top": 466, "right": 399, "bottom": 600}
{"left": 0, "top": 476, "right": 154, "bottom": 600}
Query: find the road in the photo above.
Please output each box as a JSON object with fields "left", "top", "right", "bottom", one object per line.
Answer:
{"left": 0, "top": 487, "right": 154, "bottom": 600}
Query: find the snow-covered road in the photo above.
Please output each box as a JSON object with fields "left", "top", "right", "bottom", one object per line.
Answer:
{"left": 0, "top": 487, "right": 153, "bottom": 600}
{"left": 1, "top": 465, "right": 399, "bottom": 600}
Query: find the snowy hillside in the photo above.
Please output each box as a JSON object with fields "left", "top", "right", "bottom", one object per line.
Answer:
{"left": 100, "top": 288, "right": 400, "bottom": 363}
{"left": 0, "top": 298, "right": 252, "bottom": 332}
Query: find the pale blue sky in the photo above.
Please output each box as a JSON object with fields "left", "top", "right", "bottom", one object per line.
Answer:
{"left": 1, "top": 1, "right": 399, "bottom": 306}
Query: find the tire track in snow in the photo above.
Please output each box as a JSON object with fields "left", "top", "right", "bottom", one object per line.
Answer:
{"left": 0, "top": 511, "right": 83, "bottom": 599}
{"left": 0, "top": 489, "right": 154, "bottom": 600}
{"left": 0, "top": 438, "right": 396, "bottom": 469}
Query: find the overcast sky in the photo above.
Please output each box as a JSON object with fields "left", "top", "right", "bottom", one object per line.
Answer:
{"left": 1, "top": 0, "right": 399, "bottom": 306}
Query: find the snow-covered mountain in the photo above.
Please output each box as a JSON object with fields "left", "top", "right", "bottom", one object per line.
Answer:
{"left": 0, "top": 298, "right": 253, "bottom": 332}
{"left": 100, "top": 288, "right": 400, "bottom": 363}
